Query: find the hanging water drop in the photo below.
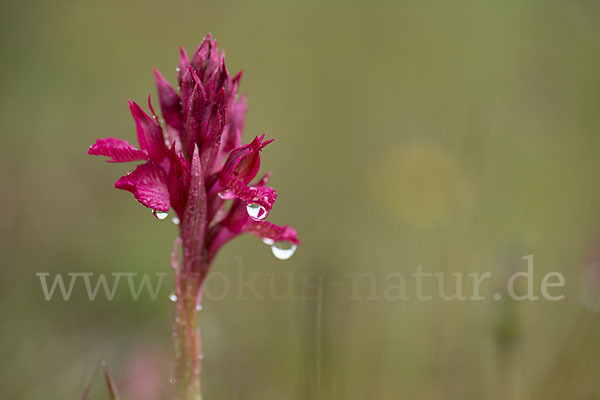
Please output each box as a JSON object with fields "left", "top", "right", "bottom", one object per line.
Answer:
{"left": 153, "top": 209, "right": 169, "bottom": 220}
{"left": 271, "top": 241, "right": 297, "bottom": 260}
{"left": 246, "top": 203, "right": 268, "bottom": 221}
{"left": 196, "top": 304, "right": 203, "bottom": 311}
{"left": 169, "top": 293, "right": 177, "bottom": 302}
{"left": 262, "top": 237, "right": 274, "bottom": 245}
{"left": 172, "top": 217, "right": 180, "bottom": 225}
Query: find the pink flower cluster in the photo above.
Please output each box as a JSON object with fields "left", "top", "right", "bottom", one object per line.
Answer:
{"left": 90, "top": 34, "right": 299, "bottom": 275}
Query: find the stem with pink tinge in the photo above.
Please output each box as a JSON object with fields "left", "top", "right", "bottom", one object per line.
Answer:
{"left": 171, "top": 239, "right": 204, "bottom": 400}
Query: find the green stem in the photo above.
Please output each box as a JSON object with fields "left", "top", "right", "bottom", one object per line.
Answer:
{"left": 171, "top": 240, "right": 204, "bottom": 400}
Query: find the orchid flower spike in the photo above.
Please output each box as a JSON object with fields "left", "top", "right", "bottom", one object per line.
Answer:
{"left": 89, "top": 33, "right": 300, "bottom": 277}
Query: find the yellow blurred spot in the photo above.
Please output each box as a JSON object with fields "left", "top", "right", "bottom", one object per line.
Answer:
{"left": 375, "top": 144, "right": 470, "bottom": 226}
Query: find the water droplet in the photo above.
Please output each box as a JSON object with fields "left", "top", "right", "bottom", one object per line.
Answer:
{"left": 169, "top": 378, "right": 176, "bottom": 384}
{"left": 172, "top": 217, "right": 180, "bottom": 225}
{"left": 196, "top": 304, "right": 203, "bottom": 311}
{"left": 169, "top": 293, "right": 177, "bottom": 302}
{"left": 176, "top": 67, "right": 181, "bottom": 72}
{"left": 217, "top": 190, "right": 235, "bottom": 200}
{"left": 199, "top": 353, "right": 205, "bottom": 360}
{"left": 153, "top": 210, "right": 169, "bottom": 220}
{"left": 246, "top": 203, "right": 268, "bottom": 221}
{"left": 262, "top": 237, "right": 274, "bottom": 245}
{"left": 271, "top": 241, "right": 297, "bottom": 260}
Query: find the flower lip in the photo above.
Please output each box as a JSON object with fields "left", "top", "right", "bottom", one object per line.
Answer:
{"left": 114, "top": 162, "right": 170, "bottom": 212}
{"left": 248, "top": 221, "right": 300, "bottom": 245}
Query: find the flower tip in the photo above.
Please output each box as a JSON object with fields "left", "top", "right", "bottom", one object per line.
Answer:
{"left": 152, "top": 67, "right": 163, "bottom": 80}
{"left": 281, "top": 225, "right": 300, "bottom": 245}
{"left": 127, "top": 99, "right": 141, "bottom": 114}
{"left": 233, "top": 70, "right": 243, "bottom": 84}
{"left": 261, "top": 138, "right": 275, "bottom": 148}
{"left": 87, "top": 144, "right": 104, "bottom": 158}
{"left": 147, "top": 94, "right": 156, "bottom": 112}
{"left": 250, "top": 135, "right": 264, "bottom": 147}
{"left": 255, "top": 134, "right": 274, "bottom": 146}
{"left": 187, "top": 65, "right": 202, "bottom": 87}
{"left": 114, "top": 176, "right": 130, "bottom": 190}
{"left": 191, "top": 143, "right": 201, "bottom": 163}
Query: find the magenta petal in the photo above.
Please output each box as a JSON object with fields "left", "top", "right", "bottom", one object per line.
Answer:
{"left": 153, "top": 68, "right": 183, "bottom": 131}
{"left": 218, "top": 95, "right": 247, "bottom": 165}
{"left": 88, "top": 137, "right": 148, "bottom": 162}
{"left": 206, "top": 200, "right": 297, "bottom": 263}
{"left": 177, "top": 46, "right": 190, "bottom": 89}
{"left": 247, "top": 221, "right": 300, "bottom": 244}
{"left": 219, "top": 137, "right": 277, "bottom": 213}
{"left": 181, "top": 145, "right": 207, "bottom": 274}
{"left": 181, "top": 66, "right": 207, "bottom": 160}
{"left": 128, "top": 100, "right": 169, "bottom": 163}
{"left": 192, "top": 34, "right": 220, "bottom": 84}
{"left": 200, "top": 89, "right": 226, "bottom": 172}
{"left": 220, "top": 135, "right": 272, "bottom": 186}
{"left": 223, "top": 177, "right": 277, "bottom": 213}
{"left": 114, "top": 162, "right": 170, "bottom": 212}
{"left": 167, "top": 149, "right": 190, "bottom": 217}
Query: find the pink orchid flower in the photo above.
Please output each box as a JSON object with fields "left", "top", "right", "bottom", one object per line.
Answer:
{"left": 89, "top": 34, "right": 299, "bottom": 273}
{"left": 89, "top": 34, "right": 299, "bottom": 399}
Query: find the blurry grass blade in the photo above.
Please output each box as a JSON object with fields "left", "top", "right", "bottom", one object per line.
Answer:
{"left": 80, "top": 362, "right": 100, "bottom": 400}
{"left": 102, "top": 361, "right": 121, "bottom": 400}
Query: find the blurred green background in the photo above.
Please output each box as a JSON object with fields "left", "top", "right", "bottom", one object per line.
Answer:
{"left": 2, "top": 0, "right": 600, "bottom": 399}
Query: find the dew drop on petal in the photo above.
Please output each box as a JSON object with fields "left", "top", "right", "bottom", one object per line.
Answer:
{"left": 172, "top": 217, "right": 180, "bottom": 225}
{"left": 175, "top": 67, "right": 181, "bottom": 72}
{"left": 196, "top": 304, "right": 203, "bottom": 311}
{"left": 271, "top": 241, "right": 297, "bottom": 260}
{"left": 169, "top": 293, "right": 177, "bottom": 302}
{"left": 246, "top": 203, "right": 268, "bottom": 221}
{"left": 262, "top": 237, "right": 275, "bottom": 245}
{"left": 153, "top": 210, "right": 169, "bottom": 220}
